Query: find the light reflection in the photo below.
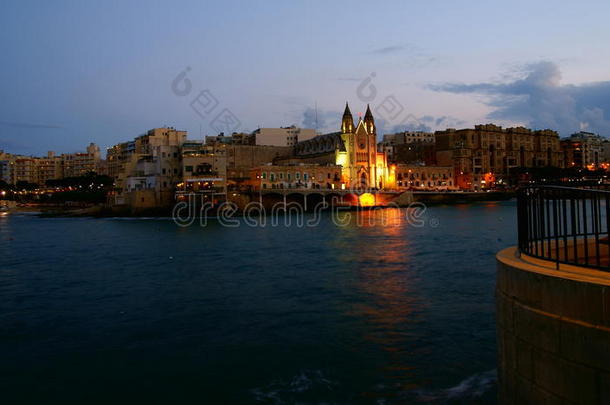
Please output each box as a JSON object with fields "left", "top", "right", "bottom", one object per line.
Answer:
{"left": 333, "top": 209, "right": 426, "bottom": 397}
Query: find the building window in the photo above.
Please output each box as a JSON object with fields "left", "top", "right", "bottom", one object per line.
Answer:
{"left": 295, "top": 172, "right": 300, "bottom": 179}
{"left": 185, "top": 166, "right": 193, "bottom": 172}
{"left": 262, "top": 172, "right": 267, "bottom": 179}
{"left": 303, "top": 173, "right": 308, "bottom": 181}
{"left": 279, "top": 172, "right": 284, "bottom": 179}
{"left": 270, "top": 173, "right": 275, "bottom": 181}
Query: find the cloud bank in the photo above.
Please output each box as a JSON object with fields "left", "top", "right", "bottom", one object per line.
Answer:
{"left": 300, "top": 106, "right": 465, "bottom": 137}
{"left": 429, "top": 61, "right": 610, "bottom": 136}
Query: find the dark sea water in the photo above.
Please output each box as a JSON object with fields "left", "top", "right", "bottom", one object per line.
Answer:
{"left": 0, "top": 201, "right": 517, "bottom": 404}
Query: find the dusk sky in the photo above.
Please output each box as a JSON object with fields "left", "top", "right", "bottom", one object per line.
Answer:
{"left": 2, "top": 0, "right": 610, "bottom": 156}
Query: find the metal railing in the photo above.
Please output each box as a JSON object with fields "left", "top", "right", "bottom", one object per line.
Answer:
{"left": 517, "top": 185, "right": 610, "bottom": 270}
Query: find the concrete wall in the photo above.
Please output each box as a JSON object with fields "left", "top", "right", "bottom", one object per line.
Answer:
{"left": 496, "top": 247, "right": 610, "bottom": 404}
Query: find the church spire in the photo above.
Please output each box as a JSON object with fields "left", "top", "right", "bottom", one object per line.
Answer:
{"left": 363, "top": 104, "right": 376, "bottom": 135}
{"left": 341, "top": 102, "right": 354, "bottom": 133}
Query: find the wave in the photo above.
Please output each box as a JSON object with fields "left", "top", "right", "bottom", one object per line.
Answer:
{"left": 250, "top": 369, "right": 338, "bottom": 404}
{"left": 414, "top": 369, "right": 497, "bottom": 402}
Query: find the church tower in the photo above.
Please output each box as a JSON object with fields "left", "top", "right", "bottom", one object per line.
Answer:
{"left": 341, "top": 102, "right": 354, "bottom": 134}
{"left": 363, "top": 104, "right": 376, "bottom": 136}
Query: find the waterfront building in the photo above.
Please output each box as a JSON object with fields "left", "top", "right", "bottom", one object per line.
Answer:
{"left": 182, "top": 142, "right": 227, "bottom": 177}
{"left": 107, "top": 141, "right": 137, "bottom": 189}
{"left": 108, "top": 127, "right": 187, "bottom": 206}
{"left": 603, "top": 139, "right": 610, "bottom": 167}
{"left": 0, "top": 144, "right": 102, "bottom": 187}
{"left": 0, "top": 159, "right": 13, "bottom": 184}
{"left": 36, "top": 152, "right": 64, "bottom": 184}
{"left": 561, "top": 131, "right": 604, "bottom": 169}
{"left": 560, "top": 138, "right": 584, "bottom": 169}
{"left": 179, "top": 141, "right": 227, "bottom": 200}
{"left": 250, "top": 164, "right": 342, "bottom": 190}
{"left": 61, "top": 143, "right": 101, "bottom": 178}
{"left": 293, "top": 103, "right": 393, "bottom": 189}
{"left": 13, "top": 158, "right": 38, "bottom": 185}
{"left": 394, "top": 164, "right": 456, "bottom": 190}
{"left": 378, "top": 131, "right": 434, "bottom": 163}
{"left": 435, "top": 124, "right": 562, "bottom": 190}
{"left": 388, "top": 142, "right": 437, "bottom": 166}
{"left": 226, "top": 144, "right": 292, "bottom": 185}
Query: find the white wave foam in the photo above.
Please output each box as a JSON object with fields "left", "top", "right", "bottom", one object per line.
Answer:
{"left": 250, "top": 369, "right": 337, "bottom": 404}
{"left": 415, "top": 369, "right": 497, "bottom": 402}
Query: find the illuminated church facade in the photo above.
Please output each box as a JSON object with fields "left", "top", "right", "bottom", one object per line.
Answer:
{"left": 292, "top": 103, "right": 393, "bottom": 189}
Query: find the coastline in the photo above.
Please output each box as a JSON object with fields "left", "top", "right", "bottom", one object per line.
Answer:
{"left": 8, "top": 190, "right": 517, "bottom": 218}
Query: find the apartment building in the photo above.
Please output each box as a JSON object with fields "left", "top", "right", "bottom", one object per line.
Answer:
{"left": 378, "top": 131, "right": 435, "bottom": 162}
{"left": 394, "top": 164, "right": 456, "bottom": 190}
{"left": 62, "top": 143, "right": 101, "bottom": 178}
{"left": 435, "top": 124, "right": 561, "bottom": 190}
{"left": 110, "top": 127, "right": 187, "bottom": 206}
{"left": 561, "top": 131, "right": 605, "bottom": 169}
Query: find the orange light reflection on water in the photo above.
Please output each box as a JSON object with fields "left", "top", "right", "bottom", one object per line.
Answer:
{"left": 335, "top": 211, "right": 426, "bottom": 397}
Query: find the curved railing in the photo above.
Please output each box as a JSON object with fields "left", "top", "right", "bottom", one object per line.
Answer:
{"left": 517, "top": 185, "right": 610, "bottom": 270}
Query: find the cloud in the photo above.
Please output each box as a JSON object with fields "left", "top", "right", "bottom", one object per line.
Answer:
{"left": 301, "top": 107, "right": 340, "bottom": 132}
{"left": 336, "top": 77, "right": 363, "bottom": 82}
{"left": 375, "top": 114, "right": 466, "bottom": 135}
{"left": 0, "top": 121, "right": 63, "bottom": 129}
{"left": 367, "top": 43, "right": 442, "bottom": 69}
{"left": 428, "top": 61, "right": 610, "bottom": 136}
{"left": 421, "top": 115, "right": 467, "bottom": 129}
{"left": 369, "top": 45, "right": 405, "bottom": 55}
{"left": 380, "top": 117, "right": 431, "bottom": 133}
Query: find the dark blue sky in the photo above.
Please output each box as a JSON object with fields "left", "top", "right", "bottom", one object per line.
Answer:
{"left": 2, "top": 0, "right": 610, "bottom": 156}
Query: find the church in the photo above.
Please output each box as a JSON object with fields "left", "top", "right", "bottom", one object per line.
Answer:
{"left": 290, "top": 103, "right": 393, "bottom": 189}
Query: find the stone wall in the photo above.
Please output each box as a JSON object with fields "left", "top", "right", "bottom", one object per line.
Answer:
{"left": 496, "top": 247, "right": 610, "bottom": 404}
